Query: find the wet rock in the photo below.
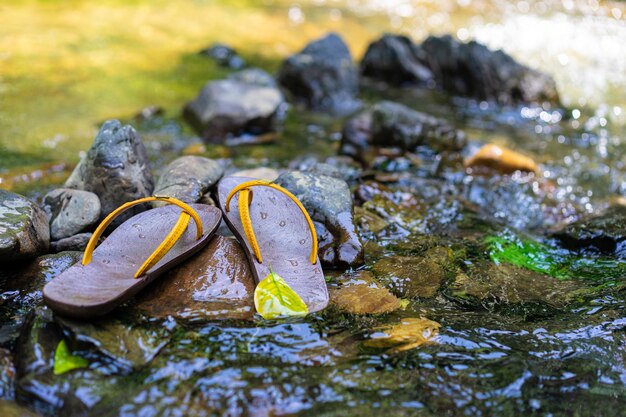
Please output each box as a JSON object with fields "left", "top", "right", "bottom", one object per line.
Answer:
{"left": 277, "top": 33, "right": 360, "bottom": 114}
{"left": 56, "top": 316, "right": 170, "bottom": 371}
{"left": 329, "top": 271, "right": 401, "bottom": 314}
{"left": 42, "top": 189, "right": 100, "bottom": 240}
{"left": 448, "top": 262, "right": 581, "bottom": 309}
{"left": 372, "top": 247, "right": 452, "bottom": 298}
{"left": 232, "top": 167, "right": 280, "bottom": 181}
{"left": 363, "top": 318, "right": 440, "bottom": 353}
{"left": 553, "top": 205, "right": 626, "bottom": 257}
{"left": 353, "top": 206, "right": 389, "bottom": 235}
{"left": 370, "top": 101, "right": 466, "bottom": 151}
{"left": 50, "top": 233, "right": 92, "bottom": 253}
{"left": 183, "top": 79, "right": 284, "bottom": 143}
{"left": 275, "top": 171, "right": 364, "bottom": 268}
{"left": 340, "top": 101, "right": 466, "bottom": 166}
{"left": 0, "top": 348, "right": 15, "bottom": 399}
{"left": 137, "top": 236, "right": 255, "bottom": 320}
{"left": 289, "top": 156, "right": 362, "bottom": 184}
{"left": 360, "top": 34, "right": 433, "bottom": 86}
{"left": 228, "top": 68, "right": 276, "bottom": 87}
{"left": 199, "top": 42, "right": 246, "bottom": 69}
{"left": 15, "top": 308, "right": 66, "bottom": 410}
{"left": 0, "top": 191, "right": 49, "bottom": 262}
{"left": 64, "top": 120, "right": 154, "bottom": 226}
{"left": 420, "top": 35, "right": 560, "bottom": 105}
{"left": 464, "top": 144, "right": 539, "bottom": 175}
{"left": 152, "top": 156, "right": 224, "bottom": 205}
{"left": 0, "top": 252, "right": 81, "bottom": 346}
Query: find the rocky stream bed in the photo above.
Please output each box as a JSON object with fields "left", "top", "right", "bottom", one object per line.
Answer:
{"left": 0, "top": 22, "right": 625, "bottom": 417}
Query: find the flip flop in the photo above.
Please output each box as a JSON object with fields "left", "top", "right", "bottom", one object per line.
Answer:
{"left": 216, "top": 176, "right": 329, "bottom": 313}
{"left": 43, "top": 196, "right": 221, "bottom": 318}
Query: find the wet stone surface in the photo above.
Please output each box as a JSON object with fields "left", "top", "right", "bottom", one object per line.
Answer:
{"left": 42, "top": 188, "right": 100, "bottom": 240}
{"left": 276, "top": 171, "right": 364, "bottom": 268}
{"left": 328, "top": 270, "right": 401, "bottom": 315}
{"left": 152, "top": 156, "right": 224, "bottom": 205}
{"left": 136, "top": 235, "right": 255, "bottom": 320}
{"left": 372, "top": 247, "right": 452, "bottom": 298}
{"left": 64, "top": 120, "right": 154, "bottom": 226}
{"left": 0, "top": 190, "right": 50, "bottom": 262}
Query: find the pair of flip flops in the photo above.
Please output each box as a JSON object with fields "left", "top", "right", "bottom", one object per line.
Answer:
{"left": 43, "top": 176, "right": 329, "bottom": 318}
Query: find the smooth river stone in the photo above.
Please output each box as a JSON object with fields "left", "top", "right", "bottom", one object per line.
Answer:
{"left": 329, "top": 271, "right": 401, "bottom": 314}
{"left": 137, "top": 235, "right": 255, "bottom": 320}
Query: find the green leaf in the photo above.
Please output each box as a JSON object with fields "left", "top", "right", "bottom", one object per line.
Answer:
{"left": 54, "top": 339, "right": 88, "bottom": 375}
{"left": 254, "top": 269, "right": 309, "bottom": 319}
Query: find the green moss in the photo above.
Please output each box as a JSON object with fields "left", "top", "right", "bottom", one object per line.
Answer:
{"left": 486, "top": 234, "right": 626, "bottom": 283}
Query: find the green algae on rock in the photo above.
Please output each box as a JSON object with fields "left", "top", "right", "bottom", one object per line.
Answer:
{"left": 487, "top": 234, "right": 626, "bottom": 283}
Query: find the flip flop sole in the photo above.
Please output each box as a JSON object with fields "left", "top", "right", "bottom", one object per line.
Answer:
{"left": 217, "top": 176, "right": 329, "bottom": 313}
{"left": 43, "top": 204, "right": 221, "bottom": 318}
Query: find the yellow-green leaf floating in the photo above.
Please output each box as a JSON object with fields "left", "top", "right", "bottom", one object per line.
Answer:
{"left": 53, "top": 339, "right": 88, "bottom": 375}
{"left": 254, "top": 269, "right": 308, "bottom": 319}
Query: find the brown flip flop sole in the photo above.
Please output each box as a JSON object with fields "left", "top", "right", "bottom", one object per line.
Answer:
{"left": 43, "top": 204, "right": 221, "bottom": 318}
{"left": 217, "top": 176, "right": 329, "bottom": 313}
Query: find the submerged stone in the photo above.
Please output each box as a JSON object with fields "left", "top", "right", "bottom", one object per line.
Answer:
{"left": 360, "top": 34, "right": 433, "bottom": 86}
{"left": 64, "top": 120, "right": 154, "bottom": 227}
{"left": 277, "top": 33, "right": 360, "bottom": 114}
{"left": 553, "top": 204, "right": 626, "bottom": 257}
{"left": 464, "top": 144, "right": 539, "bottom": 175}
{"left": 420, "top": 35, "right": 560, "bottom": 105}
{"left": 448, "top": 262, "right": 582, "bottom": 309}
{"left": 0, "top": 190, "right": 49, "bottom": 262}
{"left": 42, "top": 188, "right": 100, "bottom": 240}
{"left": 329, "top": 271, "right": 401, "bottom": 314}
{"left": 0, "top": 251, "right": 81, "bottom": 345}
{"left": 276, "top": 171, "right": 364, "bottom": 268}
{"left": 152, "top": 156, "right": 224, "bottom": 205}
{"left": 137, "top": 235, "right": 255, "bottom": 320}
{"left": 55, "top": 316, "right": 170, "bottom": 371}
{"left": 372, "top": 247, "right": 452, "bottom": 298}
{"left": 363, "top": 317, "right": 440, "bottom": 353}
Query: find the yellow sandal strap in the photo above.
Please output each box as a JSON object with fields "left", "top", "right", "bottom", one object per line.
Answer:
{"left": 81, "top": 196, "right": 204, "bottom": 278}
{"left": 224, "top": 180, "right": 318, "bottom": 265}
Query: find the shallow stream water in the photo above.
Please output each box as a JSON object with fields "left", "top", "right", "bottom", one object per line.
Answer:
{"left": 0, "top": 1, "right": 625, "bottom": 416}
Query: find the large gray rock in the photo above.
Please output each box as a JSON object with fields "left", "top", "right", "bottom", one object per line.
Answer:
{"left": 153, "top": 156, "right": 224, "bottom": 204}
{"left": 340, "top": 100, "right": 466, "bottom": 165}
{"left": 65, "top": 120, "right": 154, "bottom": 226}
{"left": 360, "top": 34, "right": 433, "bottom": 86}
{"left": 275, "top": 171, "right": 363, "bottom": 268}
{"left": 183, "top": 79, "right": 284, "bottom": 143}
{"left": 42, "top": 188, "right": 100, "bottom": 240}
{"left": 277, "top": 33, "right": 360, "bottom": 115}
{"left": 0, "top": 191, "right": 49, "bottom": 262}
{"left": 420, "top": 35, "right": 559, "bottom": 105}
